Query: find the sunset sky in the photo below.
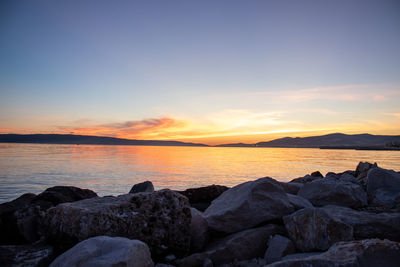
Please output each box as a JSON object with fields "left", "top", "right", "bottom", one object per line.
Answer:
{"left": 1, "top": 0, "right": 399, "bottom": 145}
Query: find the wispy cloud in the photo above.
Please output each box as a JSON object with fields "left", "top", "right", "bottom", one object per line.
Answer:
{"left": 234, "top": 83, "right": 400, "bottom": 103}
{"left": 58, "top": 117, "right": 187, "bottom": 139}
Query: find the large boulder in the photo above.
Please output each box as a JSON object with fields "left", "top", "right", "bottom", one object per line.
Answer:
{"left": 264, "top": 234, "right": 295, "bottom": 264}
{"left": 49, "top": 236, "right": 153, "bottom": 267}
{"left": 177, "top": 185, "right": 229, "bottom": 211}
{"left": 321, "top": 205, "right": 400, "bottom": 241}
{"left": 0, "top": 186, "right": 97, "bottom": 245}
{"left": 178, "top": 224, "right": 284, "bottom": 267}
{"left": 204, "top": 178, "right": 294, "bottom": 234}
{"left": 267, "top": 239, "right": 400, "bottom": 267}
{"left": 0, "top": 244, "right": 54, "bottom": 267}
{"left": 355, "top": 161, "right": 378, "bottom": 186}
{"left": 297, "top": 177, "right": 367, "bottom": 208}
{"left": 286, "top": 194, "right": 312, "bottom": 210}
{"left": 43, "top": 189, "right": 191, "bottom": 259}
{"left": 367, "top": 168, "right": 400, "bottom": 195}
{"left": 129, "top": 181, "right": 154, "bottom": 194}
{"left": 283, "top": 207, "right": 353, "bottom": 252}
{"left": 32, "top": 186, "right": 98, "bottom": 210}
{"left": 189, "top": 208, "right": 209, "bottom": 252}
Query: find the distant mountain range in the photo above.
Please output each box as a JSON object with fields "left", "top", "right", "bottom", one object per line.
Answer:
{"left": 1, "top": 133, "right": 400, "bottom": 149}
{"left": 216, "top": 133, "right": 400, "bottom": 149}
{"left": 0, "top": 134, "right": 208, "bottom": 147}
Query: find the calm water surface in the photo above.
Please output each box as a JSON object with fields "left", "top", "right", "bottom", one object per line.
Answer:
{"left": 1, "top": 143, "right": 399, "bottom": 203}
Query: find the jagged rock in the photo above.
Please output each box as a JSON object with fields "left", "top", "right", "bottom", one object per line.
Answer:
{"left": 0, "top": 243, "right": 54, "bottom": 267}
{"left": 286, "top": 194, "right": 312, "bottom": 210}
{"left": 283, "top": 207, "right": 353, "bottom": 252}
{"left": 321, "top": 205, "right": 400, "bottom": 241}
{"left": 129, "top": 181, "right": 154, "bottom": 194}
{"left": 266, "top": 239, "right": 400, "bottom": 267}
{"left": 367, "top": 168, "right": 400, "bottom": 195}
{"left": 289, "top": 175, "right": 319, "bottom": 184}
{"left": 264, "top": 235, "right": 295, "bottom": 264}
{"left": 297, "top": 177, "right": 367, "bottom": 208}
{"left": 49, "top": 236, "right": 153, "bottom": 267}
{"left": 43, "top": 189, "right": 191, "bottom": 259}
{"left": 356, "top": 161, "right": 378, "bottom": 181}
{"left": 190, "top": 208, "right": 209, "bottom": 252}
{"left": 177, "top": 185, "right": 229, "bottom": 211}
{"left": 0, "top": 186, "right": 97, "bottom": 245}
{"left": 178, "top": 224, "right": 284, "bottom": 267}
{"left": 279, "top": 182, "right": 303, "bottom": 194}
{"left": 204, "top": 178, "right": 294, "bottom": 234}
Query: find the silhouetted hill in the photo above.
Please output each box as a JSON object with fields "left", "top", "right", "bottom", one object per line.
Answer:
{"left": 214, "top": 143, "right": 255, "bottom": 147}
{"left": 257, "top": 133, "right": 400, "bottom": 148}
{"left": 217, "top": 133, "right": 400, "bottom": 149}
{"left": 0, "top": 134, "right": 208, "bottom": 147}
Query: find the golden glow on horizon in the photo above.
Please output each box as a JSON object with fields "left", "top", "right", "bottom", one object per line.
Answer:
{"left": 1, "top": 84, "right": 399, "bottom": 145}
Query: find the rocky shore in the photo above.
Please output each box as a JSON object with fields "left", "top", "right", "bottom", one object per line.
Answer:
{"left": 1, "top": 162, "right": 400, "bottom": 266}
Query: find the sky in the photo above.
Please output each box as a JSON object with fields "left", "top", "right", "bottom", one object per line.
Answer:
{"left": 1, "top": 0, "right": 400, "bottom": 145}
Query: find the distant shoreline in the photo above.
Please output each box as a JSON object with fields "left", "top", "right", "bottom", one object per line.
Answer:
{"left": 1, "top": 133, "right": 400, "bottom": 150}
{"left": 1, "top": 142, "right": 400, "bottom": 151}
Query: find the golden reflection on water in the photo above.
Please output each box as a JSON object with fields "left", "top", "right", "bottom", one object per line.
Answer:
{"left": 1, "top": 143, "right": 400, "bottom": 202}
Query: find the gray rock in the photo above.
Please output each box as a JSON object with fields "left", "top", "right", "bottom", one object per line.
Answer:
{"left": 367, "top": 168, "right": 400, "bottom": 195}
{"left": 321, "top": 205, "right": 400, "bottom": 241}
{"left": 190, "top": 208, "right": 209, "bottom": 252}
{"left": 356, "top": 161, "right": 378, "bottom": 182}
{"left": 266, "top": 239, "right": 400, "bottom": 267}
{"left": 178, "top": 224, "right": 284, "bottom": 267}
{"left": 0, "top": 186, "right": 97, "bottom": 245}
{"left": 279, "top": 182, "right": 303, "bottom": 195}
{"left": 43, "top": 189, "right": 191, "bottom": 258}
{"left": 264, "top": 235, "right": 295, "bottom": 264}
{"left": 49, "top": 236, "right": 153, "bottom": 267}
{"left": 0, "top": 243, "right": 54, "bottom": 267}
{"left": 283, "top": 207, "right": 353, "bottom": 252}
{"left": 297, "top": 177, "right": 367, "bottom": 208}
{"left": 286, "top": 194, "right": 312, "bottom": 210}
{"left": 204, "top": 178, "right": 294, "bottom": 234}
{"left": 129, "top": 181, "right": 154, "bottom": 194}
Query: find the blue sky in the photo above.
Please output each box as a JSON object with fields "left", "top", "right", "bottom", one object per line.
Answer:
{"left": 1, "top": 0, "right": 399, "bottom": 144}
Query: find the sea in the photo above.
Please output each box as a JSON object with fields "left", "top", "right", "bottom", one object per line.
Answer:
{"left": 1, "top": 143, "right": 399, "bottom": 203}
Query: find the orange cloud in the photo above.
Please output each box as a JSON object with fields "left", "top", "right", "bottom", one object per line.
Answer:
{"left": 59, "top": 117, "right": 187, "bottom": 139}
